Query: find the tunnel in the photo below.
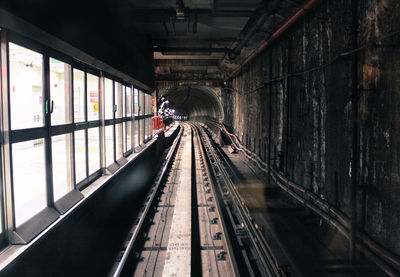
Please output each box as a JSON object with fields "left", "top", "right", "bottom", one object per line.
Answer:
{"left": 0, "top": 0, "right": 399, "bottom": 276}
{"left": 159, "top": 85, "right": 224, "bottom": 122}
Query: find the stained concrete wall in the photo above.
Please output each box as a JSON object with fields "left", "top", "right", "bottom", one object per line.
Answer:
{"left": 223, "top": 0, "right": 400, "bottom": 257}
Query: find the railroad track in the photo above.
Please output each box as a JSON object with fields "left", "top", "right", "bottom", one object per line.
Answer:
{"left": 108, "top": 123, "right": 285, "bottom": 277}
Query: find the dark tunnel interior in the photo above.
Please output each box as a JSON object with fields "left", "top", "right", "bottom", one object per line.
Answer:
{"left": 159, "top": 85, "right": 224, "bottom": 122}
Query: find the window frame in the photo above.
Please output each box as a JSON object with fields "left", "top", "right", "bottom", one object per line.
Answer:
{"left": 0, "top": 27, "right": 154, "bottom": 248}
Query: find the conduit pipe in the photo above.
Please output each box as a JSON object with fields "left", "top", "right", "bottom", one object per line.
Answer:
{"left": 219, "top": 124, "right": 400, "bottom": 276}
{"left": 225, "top": 0, "right": 321, "bottom": 81}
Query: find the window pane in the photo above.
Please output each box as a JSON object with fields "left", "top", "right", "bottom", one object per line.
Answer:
{"left": 52, "top": 134, "right": 73, "bottom": 201}
{"left": 9, "top": 43, "right": 44, "bottom": 130}
{"left": 88, "top": 127, "right": 100, "bottom": 175}
{"left": 126, "top": 121, "right": 132, "bottom": 151}
{"left": 148, "top": 118, "right": 151, "bottom": 139}
{"left": 134, "top": 120, "right": 139, "bottom": 147}
{"left": 123, "top": 121, "right": 126, "bottom": 153}
{"left": 87, "top": 73, "right": 99, "bottom": 121}
{"left": 74, "top": 130, "right": 86, "bottom": 183}
{"left": 104, "top": 78, "right": 113, "bottom": 120}
{"left": 122, "top": 86, "right": 126, "bottom": 118}
{"left": 73, "top": 69, "right": 85, "bottom": 123}
{"left": 139, "top": 91, "right": 145, "bottom": 116}
{"left": 115, "top": 82, "right": 122, "bottom": 118}
{"left": 12, "top": 139, "right": 46, "bottom": 227}
{"left": 126, "top": 86, "right": 132, "bottom": 117}
{"left": 144, "top": 118, "right": 148, "bottom": 140}
{"left": 50, "top": 58, "right": 71, "bottom": 125}
{"left": 133, "top": 88, "right": 139, "bottom": 116}
{"left": 140, "top": 119, "right": 145, "bottom": 144}
{"left": 146, "top": 118, "right": 150, "bottom": 139}
{"left": 116, "top": 123, "right": 123, "bottom": 159}
{"left": 105, "top": 125, "right": 114, "bottom": 167}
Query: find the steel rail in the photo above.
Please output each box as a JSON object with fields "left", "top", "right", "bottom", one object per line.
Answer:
{"left": 189, "top": 122, "right": 241, "bottom": 277}
{"left": 195, "top": 123, "right": 284, "bottom": 277}
{"left": 190, "top": 124, "right": 221, "bottom": 277}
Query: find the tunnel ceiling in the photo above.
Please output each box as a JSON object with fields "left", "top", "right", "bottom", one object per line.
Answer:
{"left": 161, "top": 85, "right": 223, "bottom": 121}
{"left": 139, "top": 0, "right": 308, "bottom": 82}
{"left": 1, "top": 0, "right": 310, "bottom": 85}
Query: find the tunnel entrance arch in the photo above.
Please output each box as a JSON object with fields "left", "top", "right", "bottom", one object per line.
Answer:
{"left": 157, "top": 84, "right": 224, "bottom": 122}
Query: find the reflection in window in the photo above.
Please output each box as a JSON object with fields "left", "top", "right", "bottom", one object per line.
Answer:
{"left": 12, "top": 139, "right": 46, "bottom": 227}
{"left": 105, "top": 125, "right": 114, "bottom": 167}
{"left": 88, "top": 127, "right": 100, "bottom": 175}
{"left": 74, "top": 130, "right": 86, "bottom": 183}
{"left": 73, "top": 69, "right": 85, "bottom": 123}
{"left": 50, "top": 58, "right": 71, "bottom": 125}
{"left": 52, "top": 134, "right": 74, "bottom": 201}
{"left": 87, "top": 73, "right": 99, "bottom": 121}
{"left": 9, "top": 43, "right": 44, "bottom": 130}
{"left": 104, "top": 78, "right": 113, "bottom": 120}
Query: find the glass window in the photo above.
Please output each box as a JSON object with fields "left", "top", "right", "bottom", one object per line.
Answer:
{"left": 123, "top": 121, "right": 126, "bottom": 153}
{"left": 126, "top": 121, "right": 132, "bottom": 151}
{"left": 139, "top": 90, "right": 145, "bottom": 116}
{"left": 88, "top": 127, "right": 100, "bottom": 175}
{"left": 122, "top": 86, "right": 126, "bottom": 118}
{"left": 105, "top": 125, "right": 114, "bottom": 167}
{"left": 73, "top": 69, "right": 85, "bottom": 123}
{"left": 140, "top": 119, "right": 145, "bottom": 144}
{"left": 126, "top": 86, "right": 132, "bottom": 117}
{"left": 133, "top": 88, "right": 139, "bottom": 116}
{"left": 52, "top": 134, "right": 73, "bottom": 201}
{"left": 104, "top": 78, "right": 113, "bottom": 120}
{"left": 116, "top": 123, "right": 123, "bottom": 159}
{"left": 50, "top": 58, "right": 71, "bottom": 125}
{"left": 115, "top": 82, "right": 122, "bottom": 118}
{"left": 74, "top": 130, "right": 86, "bottom": 183}
{"left": 9, "top": 43, "right": 44, "bottom": 130}
{"left": 87, "top": 73, "right": 99, "bottom": 121}
{"left": 12, "top": 139, "right": 46, "bottom": 227}
{"left": 134, "top": 120, "right": 139, "bottom": 147}
{"left": 148, "top": 118, "right": 151, "bottom": 139}
{"left": 144, "top": 118, "right": 148, "bottom": 140}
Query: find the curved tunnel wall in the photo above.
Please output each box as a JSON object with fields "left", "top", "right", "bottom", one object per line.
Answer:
{"left": 160, "top": 85, "right": 224, "bottom": 122}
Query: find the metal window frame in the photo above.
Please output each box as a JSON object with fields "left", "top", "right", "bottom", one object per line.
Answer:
{"left": 0, "top": 19, "right": 154, "bottom": 248}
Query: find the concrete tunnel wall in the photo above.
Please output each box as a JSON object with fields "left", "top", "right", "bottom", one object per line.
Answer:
{"left": 220, "top": 0, "right": 400, "bottom": 259}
